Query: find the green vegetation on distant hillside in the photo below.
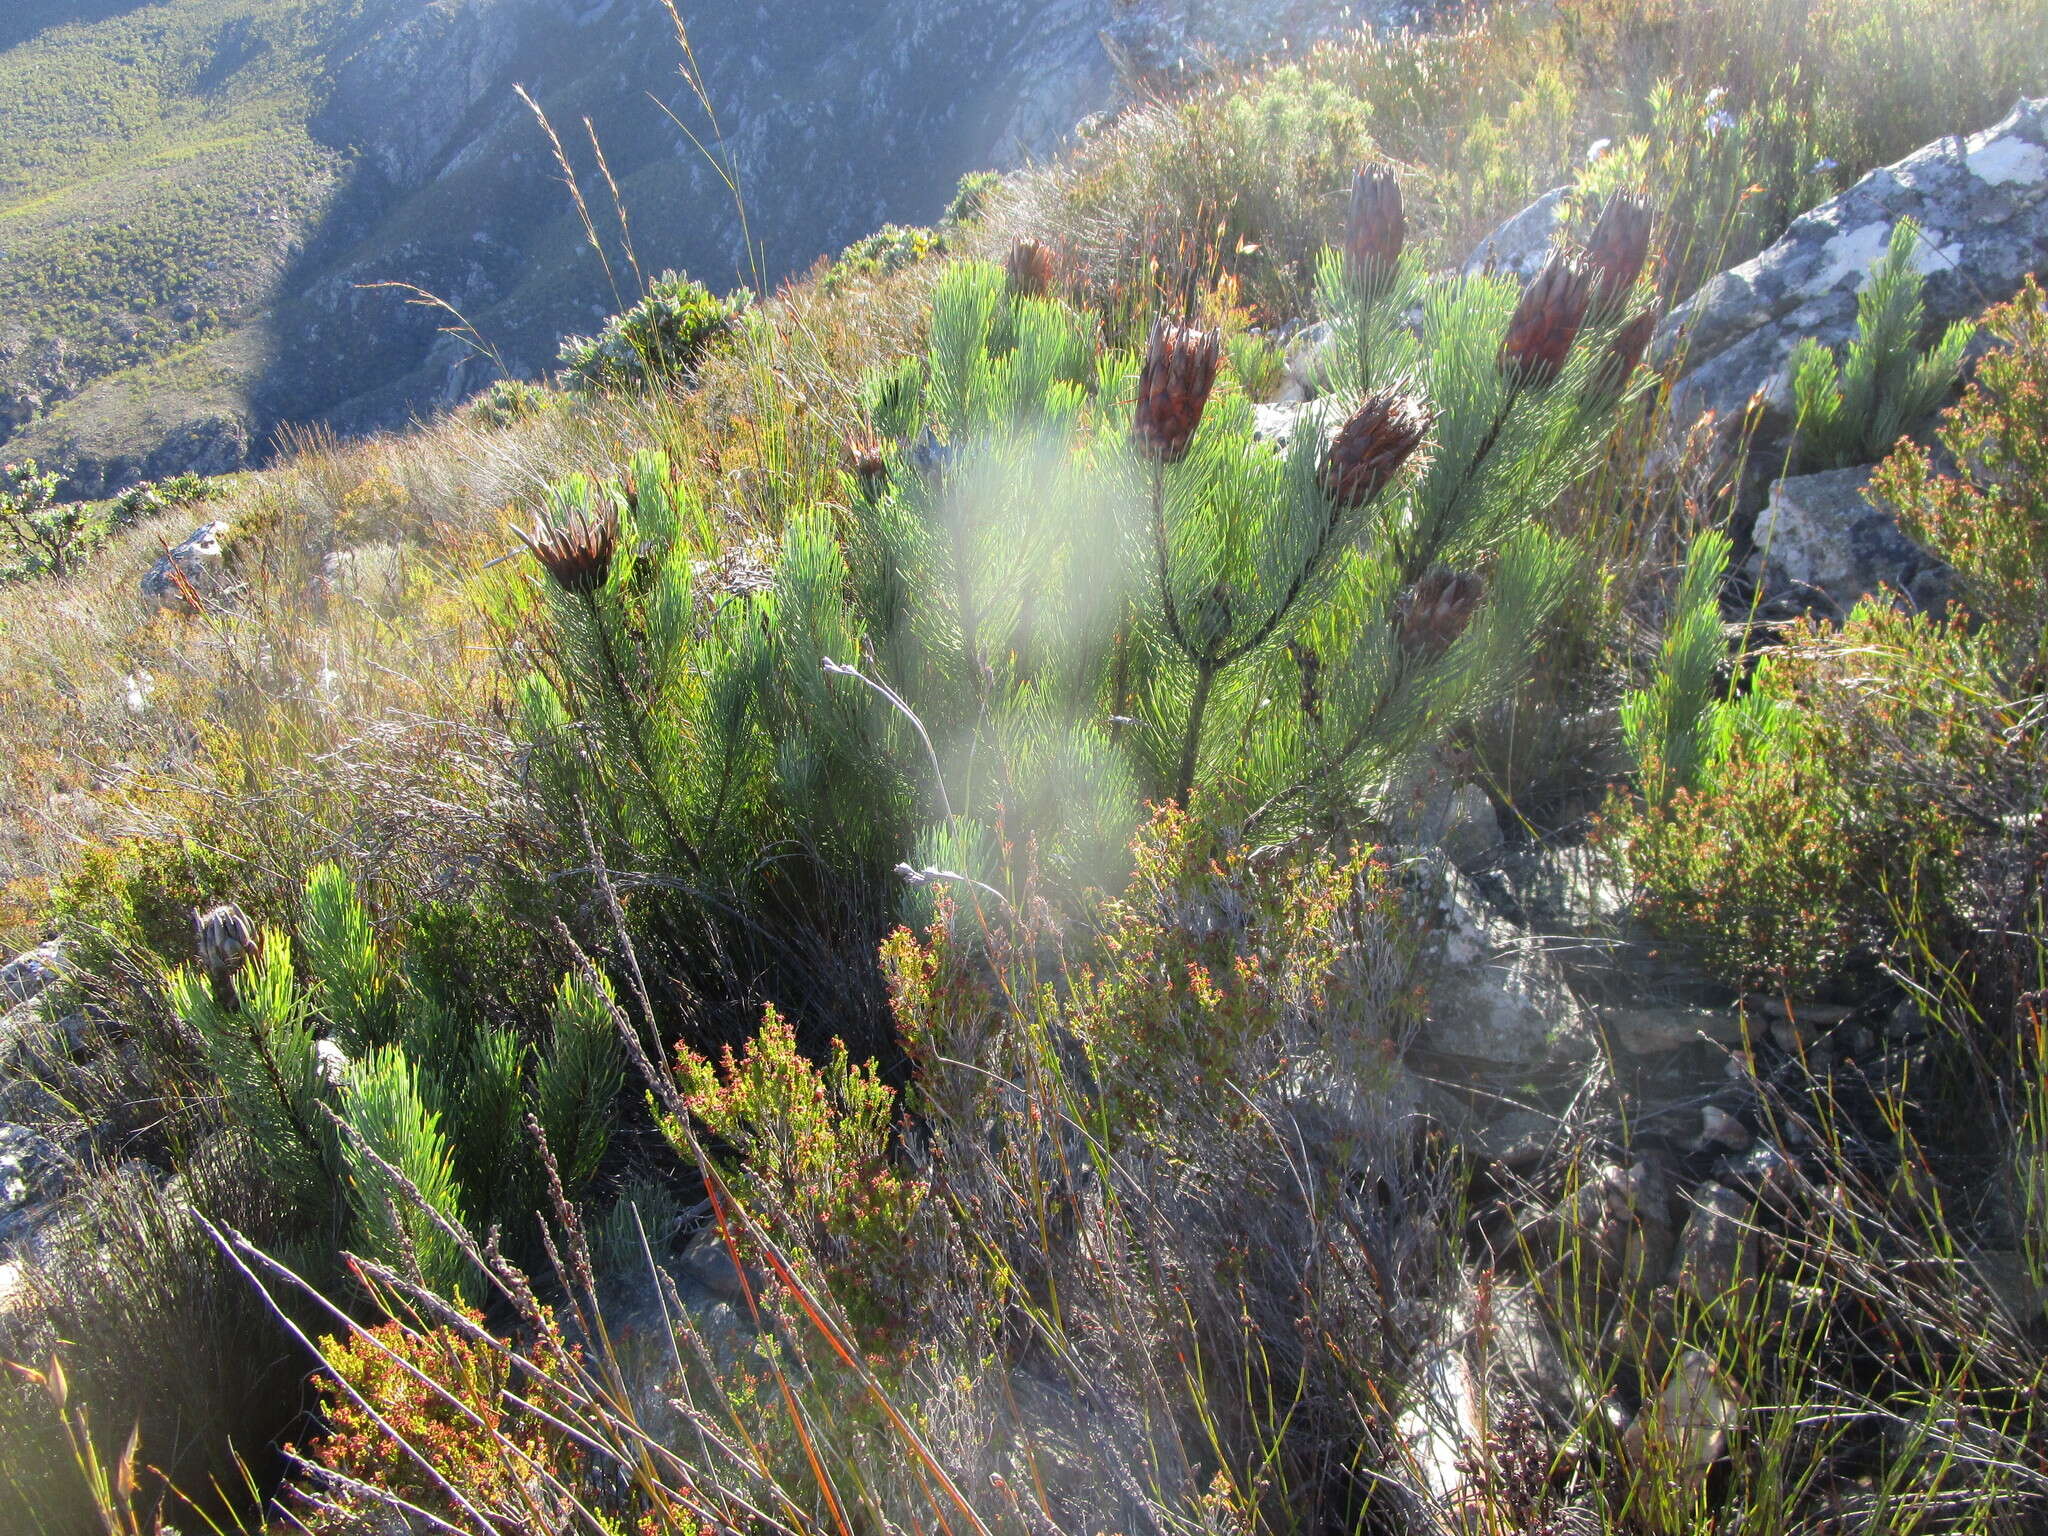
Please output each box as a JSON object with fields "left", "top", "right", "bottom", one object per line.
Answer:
{"left": 0, "top": 1, "right": 374, "bottom": 426}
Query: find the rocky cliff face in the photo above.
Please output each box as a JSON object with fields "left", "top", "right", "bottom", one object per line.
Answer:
{"left": 6, "top": 0, "right": 1428, "bottom": 493}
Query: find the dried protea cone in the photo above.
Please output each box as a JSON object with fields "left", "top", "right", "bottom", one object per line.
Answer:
{"left": 1321, "top": 391, "right": 1432, "bottom": 509}
{"left": 845, "top": 427, "right": 890, "bottom": 502}
{"left": 1134, "top": 319, "right": 1222, "bottom": 465}
{"left": 1006, "top": 237, "right": 1056, "bottom": 299}
{"left": 194, "top": 902, "right": 256, "bottom": 1011}
{"left": 1287, "top": 640, "right": 1324, "bottom": 723}
{"left": 1590, "top": 310, "right": 1660, "bottom": 402}
{"left": 1395, "top": 569, "right": 1486, "bottom": 658}
{"left": 520, "top": 494, "right": 619, "bottom": 595}
{"left": 1585, "top": 191, "right": 1653, "bottom": 310}
{"left": 1343, "top": 164, "right": 1405, "bottom": 294}
{"left": 1500, "top": 254, "right": 1594, "bottom": 387}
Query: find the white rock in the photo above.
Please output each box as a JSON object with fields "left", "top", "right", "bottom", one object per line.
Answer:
{"left": 1622, "top": 1348, "right": 1745, "bottom": 1480}
{"left": 1412, "top": 853, "right": 1596, "bottom": 1066}
{"left": 0, "top": 942, "right": 65, "bottom": 1007}
{"left": 141, "top": 520, "right": 233, "bottom": 610}
{"left": 1463, "top": 187, "right": 1572, "bottom": 284}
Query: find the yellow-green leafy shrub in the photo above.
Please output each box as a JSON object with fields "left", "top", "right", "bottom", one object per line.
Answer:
{"left": 1874, "top": 277, "right": 2048, "bottom": 673}
{"left": 670, "top": 1005, "right": 930, "bottom": 1333}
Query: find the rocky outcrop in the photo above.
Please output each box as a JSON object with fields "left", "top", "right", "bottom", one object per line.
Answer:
{"left": 1656, "top": 96, "right": 2048, "bottom": 464}
{"left": 1463, "top": 187, "right": 1571, "bottom": 283}
{"left": 1412, "top": 853, "right": 1596, "bottom": 1067}
{"left": 141, "top": 521, "right": 234, "bottom": 610}
{"left": 28, "top": 411, "right": 253, "bottom": 502}
{"left": 1747, "top": 464, "right": 1951, "bottom": 614}
{"left": 318, "top": 0, "right": 535, "bottom": 193}
{"left": 0, "top": 943, "right": 63, "bottom": 1009}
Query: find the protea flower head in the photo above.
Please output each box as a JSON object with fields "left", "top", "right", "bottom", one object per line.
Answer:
{"left": 520, "top": 488, "right": 619, "bottom": 595}
{"left": 1006, "top": 237, "right": 1056, "bottom": 299}
{"left": 1585, "top": 191, "right": 1653, "bottom": 309}
{"left": 1134, "top": 319, "right": 1223, "bottom": 465}
{"left": 1500, "top": 254, "right": 1594, "bottom": 387}
{"left": 1321, "top": 391, "right": 1432, "bottom": 509}
{"left": 193, "top": 902, "right": 257, "bottom": 1010}
{"left": 1343, "top": 164, "right": 1405, "bottom": 291}
{"left": 1590, "top": 309, "right": 1660, "bottom": 402}
{"left": 845, "top": 427, "right": 890, "bottom": 502}
{"left": 1396, "top": 569, "right": 1486, "bottom": 658}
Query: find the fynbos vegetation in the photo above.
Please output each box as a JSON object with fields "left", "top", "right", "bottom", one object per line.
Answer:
{"left": 4, "top": 2, "right": 2048, "bottom": 1534}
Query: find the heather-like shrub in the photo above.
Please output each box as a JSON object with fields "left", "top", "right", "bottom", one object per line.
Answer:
{"left": 1618, "top": 609, "right": 1977, "bottom": 991}
{"left": 292, "top": 1311, "right": 585, "bottom": 1532}
{"left": 672, "top": 1005, "right": 929, "bottom": 1331}
{"left": 1622, "top": 286, "right": 2048, "bottom": 993}
{"left": 1056, "top": 807, "right": 1418, "bottom": 1138}
{"left": 557, "top": 270, "right": 748, "bottom": 394}
{"left": 1873, "top": 276, "right": 2048, "bottom": 671}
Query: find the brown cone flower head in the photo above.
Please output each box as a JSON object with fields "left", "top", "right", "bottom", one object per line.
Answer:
{"left": 1344, "top": 164, "right": 1405, "bottom": 289}
{"left": 194, "top": 901, "right": 257, "bottom": 1009}
{"left": 1322, "top": 391, "right": 1432, "bottom": 509}
{"left": 1396, "top": 569, "right": 1486, "bottom": 658}
{"left": 1585, "top": 191, "right": 1653, "bottom": 308}
{"left": 1592, "top": 310, "right": 1660, "bottom": 401}
{"left": 845, "top": 428, "right": 891, "bottom": 501}
{"left": 1500, "top": 254, "right": 1594, "bottom": 387}
{"left": 1134, "top": 319, "right": 1223, "bottom": 465}
{"left": 1006, "top": 237, "right": 1056, "bottom": 299}
{"left": 521, "top": 492, "right": 620, "bottom": 595}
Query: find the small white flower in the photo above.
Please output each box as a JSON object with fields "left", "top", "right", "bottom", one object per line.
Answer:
{"left": 1705, "top": 111, "right": 1737, "bottom": 136}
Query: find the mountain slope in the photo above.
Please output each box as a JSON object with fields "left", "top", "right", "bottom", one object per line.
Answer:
{"left": 0, "top": 0, "right": 1395, "bottom": 494}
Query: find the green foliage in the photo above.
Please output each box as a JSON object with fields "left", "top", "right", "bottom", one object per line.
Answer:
{"left": 1622, "top": 529, "right": 1732, "bottom": 806}
{"left": 1873, "top": 276, "right": 2048, "bottom": 670}
{"left": 1225, "top": 327, "right": 1285, "bottom": 401}
{"left": 169, "top": 934, "right": 335, "bottom": 1211}
{"left": 557, "top": 271, "right": 749, "bottom": 394}
{"left": 1791, "top": 219, "right": 1974, "bottom": 470}
{"left": 1616, "top": 610, "right": 1975, "bottom": 990}
{"left": 461, "top": 376, "right": 556, "bottom": 430}
{"left": 48, "top": 836, "right": 233, "bottom": 986}
{"left": 822, "top": 223, "right": 948, "bottom": 291}
{"left": 1623, "top": 271, "right": 2048, "bottom": 994}
{"left": 338, "top": 1044, "right": 474, "bottom": 1300}
{"left": 519, "top": 243, "right": 1635, "bottom": 991}
{"left": 943, "top": 169, "right": 1002, "bottom": 227}
{"left": 109, "top": 470, "right": 220, "bottom": 524}
{"left": 536, "top": 969, "right": 626, "bottom": 1192}
{"left": 672, "top": 1005, "right": 927, "bottom": 1327}
{"left": 165, "top": 863, "right": 629, "bottom": 1298}
{"left": 300, "top": 861, "right": 400, "bottom": 1053}
{"left": 0, "top": 458, "right": 87, "bottom": 577}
